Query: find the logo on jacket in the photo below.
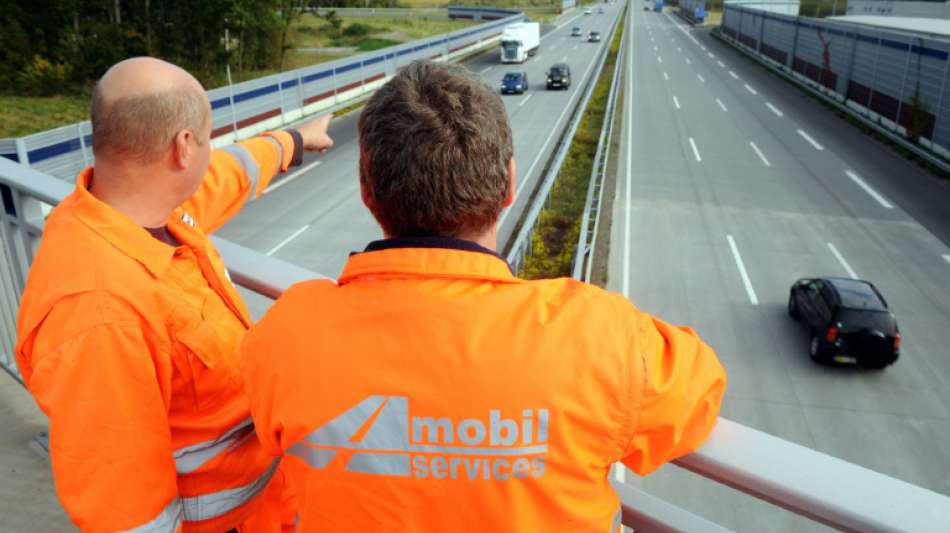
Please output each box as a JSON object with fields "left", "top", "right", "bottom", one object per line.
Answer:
{"left": 288, "top": 396, "right": 549, "bottom": 480}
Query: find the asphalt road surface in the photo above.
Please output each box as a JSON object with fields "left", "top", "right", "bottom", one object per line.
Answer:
{"left": 217, "top": 5, "right": 624, "bottom": 280}
{"left": 609, "top": 5, "right": 950, "bottom": 531}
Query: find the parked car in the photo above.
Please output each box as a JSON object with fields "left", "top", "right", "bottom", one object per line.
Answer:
{"left": 588, "top": 31, "right": 602, "bottom": 43}
{"left": 501, "top": 71, "right": 529, "bottom": 94}
{"left": 788, "top": 277, "right": 900, "bottom": 369}
{"left": 546, "top": 63, "right": 571, "bottom": 90}
{"left": 571, "top": 26, "right": 583, "bottom": 37}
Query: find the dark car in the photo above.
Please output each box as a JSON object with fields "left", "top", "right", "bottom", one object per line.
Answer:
{"left": 500, "top": 72, "right": 529, "bottom": 94}
{"left": 588, "top": 31, "right": 602, "bottom": 42}
{"left": 571, "top": 26, "right": 583, "bottom": 37}
{"left": 546, "top": 63, "right": 571, "bottom": 90}
{"left": 788, "top": 277, "right": 900, "bottom": 369}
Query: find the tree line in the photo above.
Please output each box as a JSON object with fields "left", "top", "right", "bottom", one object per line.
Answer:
{"left": 0, "top": 0, "right": 397, "bottom": 96}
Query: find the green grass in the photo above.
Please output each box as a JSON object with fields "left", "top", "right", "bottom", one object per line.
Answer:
{"left": 0, "top": 95, "right": 90, "bottom": 137}
{"left": 357, "top": 38, "right": 402, "bottom": 51}
{"left": 519, "top": 7, "right": 625, "bottom": 279}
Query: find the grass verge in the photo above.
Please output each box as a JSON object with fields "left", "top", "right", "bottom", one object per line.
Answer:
{"left": 0, "top": 95, "right": 90, "bottom": 138}
{"left": 519, "top": 7, "right": 624, "bottom": 280}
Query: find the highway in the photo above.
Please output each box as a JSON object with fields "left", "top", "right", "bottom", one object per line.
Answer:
{"left": 610, "top": 5, "right": 950, "bottom": 531}
{"left": 217, "top": 5, "right": 624, "bottom": 282}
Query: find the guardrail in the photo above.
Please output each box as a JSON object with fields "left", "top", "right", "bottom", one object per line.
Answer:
{"left": 4, "top": 153, "right": 950, "bottom": 532}
{"left": 718, "top": 5, "right": 950, "bottom": 172}
{"left": 505, "top": 5, "right": 624, "bottom": 271}
{"left": 0, "top": 11, "right": 524, "bottom": 181}
{"left": 572, "top": 25, "right": 625, "bottom": 282}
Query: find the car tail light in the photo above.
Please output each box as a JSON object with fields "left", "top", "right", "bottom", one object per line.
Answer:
{"left": 826, "top": 327, "right": 838, "bottom": 343}
{"left": 893, "top": 332, "right": 901, "bottom": 349}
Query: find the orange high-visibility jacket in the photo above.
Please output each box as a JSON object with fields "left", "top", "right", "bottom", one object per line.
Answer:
{"left": 241, "top": 236, "right": 728, "bottom": 533}
{"left": 16, "top": 131, "right": 301, "bottom": 533}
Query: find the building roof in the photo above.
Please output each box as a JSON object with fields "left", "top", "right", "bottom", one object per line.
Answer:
{"left": 829, "top": 15, "right": 950, "bottom": 39}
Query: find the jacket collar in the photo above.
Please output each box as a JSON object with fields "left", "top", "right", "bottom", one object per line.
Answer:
{"left": 339, "top": 236, "right": 517, "bottom": 285}
{"left": 68, "top": 167, "right": 190, "bottom": 278}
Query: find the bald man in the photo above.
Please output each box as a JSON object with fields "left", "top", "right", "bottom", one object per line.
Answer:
{"left": 15, "top": 57, "right": 332, "bottom": 532}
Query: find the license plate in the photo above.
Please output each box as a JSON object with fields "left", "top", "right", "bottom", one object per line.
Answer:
{"left": 833, "top": 355, "right": 857, "bottom": 364}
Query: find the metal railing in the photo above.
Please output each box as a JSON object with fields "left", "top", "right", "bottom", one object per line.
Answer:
{"left": 5, "top": 154, "right": 950, "bottom": 531}
{"left": 572, "top": 25, "right": 625, "bottom": 282}
{"left": 505, "top": 4, "right": 625, "bottom": 271}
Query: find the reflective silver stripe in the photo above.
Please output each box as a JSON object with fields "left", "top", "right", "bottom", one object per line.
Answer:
{"left": 173, "top": 417, "right": 255, "bottom": 474}
{"left": 181, "top": 458, "right": 280, "bottom": 522}
{"left": 288, "top": 444, "right": 337, "bottom": 469}
{"left": 610, "top": 506, "right": 622, "bottom": 532}
{"left": 119, "top": 497, "right": 183, "bottom": 533}
{"left": 346, "top": 452, "right": 410, "bottom": 476}
{"left": 219, "top": 145, "right": 261, "bottom": 199}
{"left": 264, "top": 136, "right": 284, "bottom": 170}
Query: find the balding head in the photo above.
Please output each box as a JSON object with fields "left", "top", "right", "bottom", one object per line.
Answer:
{"left": 91, "top": 57, "right": 210, "bottom": 163}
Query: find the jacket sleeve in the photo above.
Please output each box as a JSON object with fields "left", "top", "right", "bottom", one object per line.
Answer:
{"left": 181, "top": 130, "right": 300, "bottom": 233}
{"left": 24, "top": 320, "right": 182, "bottom": 533}
{"left": 619, "top": 311, "right": 727, "bottom": 476}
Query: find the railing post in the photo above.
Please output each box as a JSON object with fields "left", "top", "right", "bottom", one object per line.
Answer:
{"left": 929, "top": 52, "right": 950, "bottom": 145}
{"left": 868, "top": 30, "right": 883, "bottom": 111}
{"left": 894, "top": 38, "right": 915, "bottom": 130}
{"left": 789, "top": 13, "right": 800, "bottom": 71}
{"left": 77, "top": 122, "right": 90, "bottom": 168}
{"left": 278, "top": 74, "right": 287, "bottom": 126}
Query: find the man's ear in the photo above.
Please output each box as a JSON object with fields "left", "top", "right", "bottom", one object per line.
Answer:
{"left": 504, "top": 158, "right": 516, "bottom": 208}
{"left": 172, "top": 129, "right": 192, "bottom": 170}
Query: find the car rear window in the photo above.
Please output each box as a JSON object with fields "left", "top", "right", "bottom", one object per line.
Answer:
{"left": 831, "top": 279, "right": 886, "bottom": 310}
{"left": 836, "top": 309, "right": 895, "bottom": 333}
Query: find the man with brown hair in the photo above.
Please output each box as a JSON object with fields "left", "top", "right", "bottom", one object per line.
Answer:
{"left": 16, "top": 57, "right": 333, "bottom": 532}
{"left": 241, "top": 60, "right": 726, "bottom": 532}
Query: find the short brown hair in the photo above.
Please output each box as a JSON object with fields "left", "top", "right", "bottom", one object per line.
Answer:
{"left": 91, "top": 85, "right": 208, "bottom": 163}
{"left": 358, "top": 60, "right": 513, "bottom": 238}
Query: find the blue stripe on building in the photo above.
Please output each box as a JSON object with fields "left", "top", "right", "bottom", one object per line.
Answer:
{"left": 234, "top": 83, "right": 280, "bottom": 104}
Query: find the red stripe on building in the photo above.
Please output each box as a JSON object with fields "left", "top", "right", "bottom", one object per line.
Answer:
{"left": 304, "top": 89, "right": 335, "bottom": 106}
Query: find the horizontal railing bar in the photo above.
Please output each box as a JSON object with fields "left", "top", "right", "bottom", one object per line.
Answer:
{"left": 674, "top": 418, "right": 950, "bottom": 532}
{"left": 612, "top": 479, "right": 735, "bottom": 533}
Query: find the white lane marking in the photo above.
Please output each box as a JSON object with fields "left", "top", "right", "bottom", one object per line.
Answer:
{"left": 658, "top": 56, "right": 663, "bottom": 64}
{"left": 697, "top": 73, "right": 705, "bottom": 83}
{"left": 729, "top": 70, "right": 739, "bottom": 79}
{"left": 797, "top": 129, "right": 824, "bottom": 151}
{"left": 562, "top": 55, "right": 568, "bottom": 62}
{"left": 716, "top": 98, "right": 728, "bottom": 112}
{"left": 845, "top": 170, "right": 893, "bottom": 209}
{"left": 624, "top": 11, "right": 633, "bottom": 299}
{"left": 765, "top": 102, "right": 784, "bottom": 117}
{"left": 673, "top": 95, "right": 680, "bottom": 109}
{"left": 942, "top": 254, "right": 950, "bottom": 264}
{"left": 264, "top": 160, "right": 321, "bottom": 194}
{"left": 749, "top": 141, "right": 771, "bottom": 167}
{"left": 744, "top": 83, "right": 758, "bottom": 95}
{"left": 717, "top": 60, "right": 725, "bottom": 68}
{"left": 708, "top": 52, "right": 715, "bottom": 59}
{"left": 688, "top": 137, "right": 702, "bottom": 162}
{"left": 701, "top": 45, "right": 707, "bottom": 51}
{"left": 266, "top": 224, "right": 310, "bottom": 256}
{"left": 827, "top": 242, "right": 859, "bottom": 279}
{"left": 727, "top": 235, "right": 759, "bottom": 305}
{"left": 685, "top": 58, "right": 692, "bottom": 65}
{"left": 573, "top": 45, "right": 578, "bottom": 50}
{"left": 653, "top": 45, "right": 658, "bottom": 51}
{"left": 677, "top": 47, "right": 682, "bottom": 52}
{"left": 663, "top": 72, "right": 669, "bottom": 81}
{"left": 479, "top": 66, "right": 491, "bottom": 74}
{"left": 518, "top": 93, "right": 533, "bottom": 107}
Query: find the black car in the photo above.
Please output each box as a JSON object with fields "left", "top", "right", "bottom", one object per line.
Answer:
{"left": 500, "top": 72, "right": 528, "bottom": 94}
{"left": 788, "top": 277, "right": 900, "bottom": 369}
{"left": 546, "top": 63, "right": 571, "bottom": 90}
{"left": 588, "top": 31, "right": 602, "bottom": 43}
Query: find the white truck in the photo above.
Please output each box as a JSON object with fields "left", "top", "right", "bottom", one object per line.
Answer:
{"left": 499, "top": 22, "right": 540, "bottom": 64}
